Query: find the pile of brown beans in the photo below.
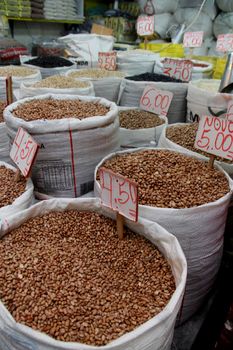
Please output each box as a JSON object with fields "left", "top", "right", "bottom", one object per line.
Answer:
{"left": 0, "top": 210, "right": 175, "bottom": 346}
{"left": 0, "top": 166, "right": 26, "bottom": 208}
{"left": 13, "top": 99, "right": 110, "bottom": 121}
{"left": 0, "top": 101, "right": 5, "bottom": 123}
{"left": 99, "top": 149, "right": 229, "bottom": 208}
{"left": 119, "top": 109, "right": 165, "bottom": 129}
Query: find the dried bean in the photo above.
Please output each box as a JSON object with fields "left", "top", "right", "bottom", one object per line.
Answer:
{"left": 13, "top": 99, "right": 110, "bottom": 121}
{"left": 99, "top": 149, "right": 229, "bottom": 208}
{"left": 126, "top": 72, "right": 183, "bottom": 83}
{"left": 0, "top": 166, "right": 26, "bottom": 208}
{"left": 69, "top": 69, "right": 125, "bottom": 79}
{"left": 32, "top": 75, "right": 90, "bottom": 89}
{"left": 25, "top": 56, "right": 73, "bottom": 68}
{"left": 0, "top": 66, "right": 37, "bottom": 77}
{"left": 120, "top": 109, "right": 164, "bottom": 129}
{"left": 0, "top": 211, "right": 175, "bottom": 346}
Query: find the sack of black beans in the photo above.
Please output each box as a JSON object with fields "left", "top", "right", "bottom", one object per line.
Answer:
{"left": 66, "top": 68, "right": 125, "bottom": 103}
{"left": 119, "top": 106, "right": 167, "bottom": 148}
{"left": 94, "top": 147, "right": 233, "bottom": 323}
{"left": 0, "top": 161, "right": 34, "bottom": 221}
{"left": 117, "top": 77, "right": 188, "bottom": 124}
{"left": 0, "top": 197, "right": 187, "bottom": 350}
{"left": 4, "top": 94, "right": 119, "bottom": 198}
{"left": 158, "top": 123, "right": 233, "bottom": 178}
{"left": 20, "top": 55, "right": 76, "bottom": 78}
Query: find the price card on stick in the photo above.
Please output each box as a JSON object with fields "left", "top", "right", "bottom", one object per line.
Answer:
{"left": 163, "top": 58, "right": 193, "bottom": 82}
{"left": 99, "top": 167, "right": 138, "bottom": 240}
{"left": 136, "top": 15, "right": 154, "bottom": 49}
{"left": 140, "top": 85, "right": 173, "bottom": 116}
{"left": 226, "top": 100, "right": 233, "bottom": 121}
{"left": 10, "top": 127, "right": 39, "bottom": 179}
{"left": 98, "top": 51, "right": 117, "bottom": 71}
{"left": 183, "top": 31, "right": 204, "bottom": 48}
{"left": 194, "top": 115, "right": 233, "bottom": 168}
{"left": 216, "top": 34, "right": 233, "bottom": 52}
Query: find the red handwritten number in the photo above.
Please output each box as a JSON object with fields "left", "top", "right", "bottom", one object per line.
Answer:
{"left": 117, "top": 179, "right": 130, "bottom": 205}
{"left": 14, "top": 129, "right": 25, "bottom": 162}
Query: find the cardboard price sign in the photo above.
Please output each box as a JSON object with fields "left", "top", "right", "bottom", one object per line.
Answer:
{"left": 140, "top": 85, "right": 173, "bottom": 116}
{"left": 194, "top": 116, "right": 233, "bottom": 162}
{"left": 98, "top": 51, "right": 117, "bottom": 71}
{"left": 226, "top": 100, "right": 233, "bottom": 121}
{"left": 99, "top": 167, "right": 138, "bottom": 222}
{"left": 136, "top": 15, "right": 154, "bottom": 37}
{"left": 10, "top": 127, "right": 39, "bottom": 177}
{"left": 216, "top": 34, "right": 233, "bottom": 52}
{"left": 163, "top": 58, "right": 193, "bottom": 82}
{"left": 183, "top": 31, "right": 204, "bottom": 48}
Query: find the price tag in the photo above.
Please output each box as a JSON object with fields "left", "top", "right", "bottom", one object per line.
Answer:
{"left": 194, "top": 115, "right": 233, "bottom": 161}
{"left": 10, "top": 127, "right": 39, "bottom": 177}
{"left": 140, "top": 85, "right": 173, "bottom": 116}
{"left": 216, "top": 34, "right": 233, "bottom": 52}
{"left": 163, "top": 58, "right": 193, "bottom": 82}
{"left": 99, "top": 167, "right": 138, "bottom": 222}
{"left": 98, "top": 51, "right": 117, "bottom": 71}
{"left": 183, "top": 31, "right": 204, "bottom": 48}
{"left": 136, "top": 15, "right": 154, "bottom": 36}
{"left": 226, "top": 100, "right": 233, "bottom": 121}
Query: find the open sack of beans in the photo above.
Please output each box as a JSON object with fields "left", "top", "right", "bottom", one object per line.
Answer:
{"left": 186, "top": 79, "right": 230, "bottom": 123}
{"left": 0, "top": 161, "right": 34, "bottom": 220}
{"left": 94, "top": 148, "right": 233, "bottom": 323}
{"left": 117, "top": 74, "right": 188, "bottom": 123}
{"left": 0, "top": 101, "right": 10, "bottom": 163}
{"left": 18, "top": 75, "right": 95, "bottom": 99}
{"left": 0, "top": 65, "right": 41, "bottom": 101}
{"left": 20, "top": 55, "right": 76, "bottom": 78}
{"left": 4, "top": 94, "right": 119, "bottom": 198}
{"left": 0, "top": 197, "right": 187, "bottom": 350}
{"left": 119, "top": 107, "right": 167, "bottom": 148}
{"left": 158, "top": 123, "right": 233, "bottom": 178}
{"left": 66, "top": 69, "right": 125, "bottom": 103}
{"left": 153, "top": 58, "right": 213, "bottom": 80}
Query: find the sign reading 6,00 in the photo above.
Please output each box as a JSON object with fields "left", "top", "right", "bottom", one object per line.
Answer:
{"left": 140, "top": 85, "right": 173, "bottom": 116}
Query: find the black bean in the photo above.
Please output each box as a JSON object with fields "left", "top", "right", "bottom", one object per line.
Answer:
{"left": 25, "top": 56, "right": 73, "bottom": 68}
{"left": 126, "top": 73, "right": 183, "bottom": 83}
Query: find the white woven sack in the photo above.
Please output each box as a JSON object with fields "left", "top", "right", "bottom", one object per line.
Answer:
{"left": 117, "top": 79, "right": 188, "bottom": 124}
{"left": 117, "top": 62, "right": 154, "bottom": 76}
{"left": 119, "top": 106, "right": 167, "bottom": 147}
{"left": 0, "top": 67, "right": 41, "bottom": 101}
{"left": 137, "top": 0, "right": 179, "bottom": 14}
{"left": 0, "top": 123, "right": 10, "bottom": 163}
{"left": 94, "top": 147, "right": 233, "bottom": 323}
{"left": 0, "top": 161, "right": 34, "bottom": 221}
{"left": 216, "top": 0, "right": 233, "bottom": 12}
{"left": 153, "top": 13, "right": 177, "bottom": 39}
{"left": 18, "top": 80, "right": 95, "bottom": 99}
{"left": 213, "top": 12, "right": 233, "bottom": 38}
{"left": 158, "top": 124, "right": 233, "bottom": 178}
{"left": 186, "top": 79, "right": 230, "bottom": 123}
{"left": 20, "top": 56, "right": 76, "bottom": 79}
{"left": 117, "top": 51, "right": 158, "bottom": 76}
{"left": 0, "top": 197, "right": 187, "bottom": 350}
{"left": 59, "top": 34, "right": 115, "bottom": 68}
{"left": 154, "top": 58, "right": 213, "bottom": 80}
{"left": 66, "top": 69, "right": 124, "bottom": 103}
{"left": 4, "top": 94, "right": 119, "bottom": 198}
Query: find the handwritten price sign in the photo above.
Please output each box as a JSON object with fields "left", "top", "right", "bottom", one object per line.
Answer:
{"left": 136, "top": 15, "right": 154, "bottom": 36}
{"left": 163, "top": 58, "right": 193, "bottom": 82}
{"left": 10, "top": 127, "right": 39, "bottom": 177}
{"left": 194, "top": 116, "right": 233, "bottom": 161}
{"left": 216, "top": 34, "right": 233, "bottom": 52}
{"left": 99, "top": 167, "right": 138, "bottom": 222}
{"left": 98, "top": 51, "right": 117, "bottom": 71}
{"left": 140, "top": 85, "right": 173, "bottom": 116}
{"left": 183, "top": 31, "right": 204, "bottom": 48}
{"left": 226, "top": 100, "right": 233, "bottom": 121}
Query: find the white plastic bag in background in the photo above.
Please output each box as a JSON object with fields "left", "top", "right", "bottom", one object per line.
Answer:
{"left": 4, "top": 94, "right": 120, "bottom": 198}
{"left": 59, "top": 34, "right": 115, "bottom": 68}
{"left": 216, "top": 0, "right": 233, "bottom": 12}
{"left": 137, "top": 0, "right": 179, "bottom": 14}
{"left": 213, "top": 12, "right": 233, "bottom": 38}
{"left": 0, "top": 197, "right": 187, "bottom": 350}
{"left": 94, "top": 147, "right": 233, "bottom": 323}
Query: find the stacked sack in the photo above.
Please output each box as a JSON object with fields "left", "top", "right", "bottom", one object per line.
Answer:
{"left": 30, "top": 0, "right": 44, "bottom": 19}
{"left": 213, "top": 1, "right": 233, "bottom": 56}
{"left": 44, "top": 0, "right": 81, "bottom": 20}
{"left": 0, "top": 0, "right": 31, "bottom": 18}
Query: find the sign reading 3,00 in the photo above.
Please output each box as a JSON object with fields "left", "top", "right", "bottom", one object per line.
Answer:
{"left": 140, "top": 85, "right": 173, "bottom": 116}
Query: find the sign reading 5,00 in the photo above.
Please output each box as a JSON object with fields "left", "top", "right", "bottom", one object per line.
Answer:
{"left": 136, "top": 15, "right": 154, "bottom": 36}
{"left": 140, "top": 85, "right": 173, "bottom": 116}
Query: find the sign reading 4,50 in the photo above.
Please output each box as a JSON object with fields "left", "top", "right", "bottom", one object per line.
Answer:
{"left": 140, "top": 85, "right": 173, "bottom": 116}
{"left": 10, "top": 127, "right": 39, "bottom": 177}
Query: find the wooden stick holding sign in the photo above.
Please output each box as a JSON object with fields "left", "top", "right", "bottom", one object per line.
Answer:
{"left": 10, "top": 127, "right": 39, "bottom": 182}
{"left": 136, "top": 15, "right": 154, "bottom": 50}
{"left": 194, "top": 115, "right": 233, "bottom": 169}
{"left": 6, "top": 75, "right": 13, "bottom": 106}
{"left": 99, "top": 167, "right": 138, "bottom": 240}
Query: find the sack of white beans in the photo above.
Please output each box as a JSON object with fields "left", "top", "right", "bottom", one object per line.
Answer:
{"left": 94, "top": 147, "right": 233, "bottom": 323}
{"left": 4, "top": 94, "right": 119, "bottom": 198}
{"left": 0, "top": 161, "right": 34, "bottom": 221}
{"left": 0, "top": 197, "right": 187, "bottom": 350}
{"left": 117, "top": 78, "right": 188, "bottom": 124}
